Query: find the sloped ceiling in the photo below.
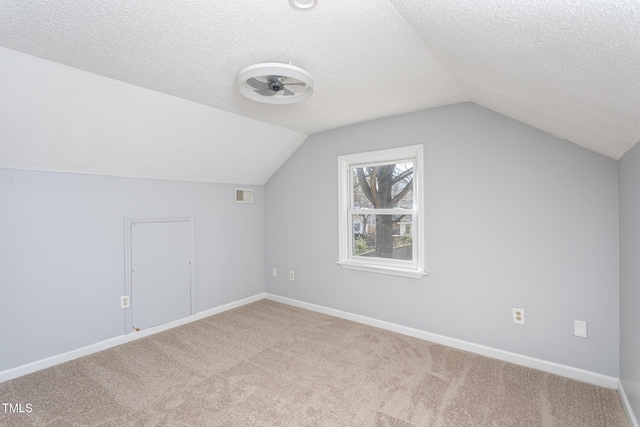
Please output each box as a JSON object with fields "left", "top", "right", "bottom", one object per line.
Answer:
{"left": 0, "top": 0, "right": 638, "bottom": 184}
{"left": 390, "top": 0, "right": 640, "bottom": 160}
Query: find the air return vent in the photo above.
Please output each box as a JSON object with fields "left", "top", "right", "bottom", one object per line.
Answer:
{"left": 235, "top": 188, "right": 253, "bottom": 203}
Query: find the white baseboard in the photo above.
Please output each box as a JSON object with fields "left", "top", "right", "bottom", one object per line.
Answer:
{"left": 265, "top": 293, "right": 620, "bottom": 390}
{"left": 0, "top": 293, "right": 265, "bottom": 384}
{"left": 619, "top": 380, "right": 640, "bottom": 427}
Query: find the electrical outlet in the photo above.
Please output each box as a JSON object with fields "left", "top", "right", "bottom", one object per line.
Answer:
{"left": 120, "top": 295, "right": 130, "bottom": 309}
{"left": 512, "top": 308, "right": 525, "bottom": 324}
{"left": 272, "top": 268, "right": 277, "bottom": 278}
{"left": 574, "top": 320, "right": 587, "bottom": 338}
{"left": 289, "top": 271, "right": 295, "bottom": 281}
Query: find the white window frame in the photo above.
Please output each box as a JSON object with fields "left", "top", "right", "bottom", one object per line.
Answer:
{"left": 337, "top": 145, "right": 427, "bottom": 279}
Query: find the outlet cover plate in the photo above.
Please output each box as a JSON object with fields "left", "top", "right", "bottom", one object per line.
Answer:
{"left": 512, "top": 307, "right": 525, "bottom": 324}
{"left": 121, "top": 295, "right": 130, "bottom": 309}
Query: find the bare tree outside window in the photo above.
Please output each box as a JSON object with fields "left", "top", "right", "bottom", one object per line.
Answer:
{"left": 352, "top": 162, "right": 413, "bottom": 260}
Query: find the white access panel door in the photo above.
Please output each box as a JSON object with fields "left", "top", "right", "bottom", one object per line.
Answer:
{"left": 131, "top": 220, "right": 192, "bottom": 330}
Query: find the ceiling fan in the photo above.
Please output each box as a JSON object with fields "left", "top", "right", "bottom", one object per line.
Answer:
{"left": 238, "top": 62, "right": 314, "bottom": 104}
{"left": 246, "top": 75, "right": 306, "bottom": 97}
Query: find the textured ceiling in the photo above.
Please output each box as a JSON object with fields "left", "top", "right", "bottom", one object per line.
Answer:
{"left": 390, "top": 0, "right": 640, "bottom": 160}
{"left": 0, "top": 0, "right": 639, "bottom": 184}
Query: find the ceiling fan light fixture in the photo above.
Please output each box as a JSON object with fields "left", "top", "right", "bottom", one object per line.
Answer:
{"left": 238, "top": 62, "right": 314, "bottom": 105}
{"left": 289, "top": 0, "right": 317, "bottom": 10}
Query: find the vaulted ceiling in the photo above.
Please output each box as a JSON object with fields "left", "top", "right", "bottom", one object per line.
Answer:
{"left": 0, "top": 1, "right": 638, "bottom": 183}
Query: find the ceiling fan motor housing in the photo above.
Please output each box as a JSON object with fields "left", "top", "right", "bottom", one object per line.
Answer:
{"left": 268, "top": 77, "right": 284, "bottom": 92}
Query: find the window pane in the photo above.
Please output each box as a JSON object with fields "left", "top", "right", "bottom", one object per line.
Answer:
{"left": 352, "top": 214, "right": 413, "bottom": 260}
{"left": 352, "top": 162, "right": 413, "bottom": 209}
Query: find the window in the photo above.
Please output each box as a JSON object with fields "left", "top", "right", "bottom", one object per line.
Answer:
{"left": 337, "top": 145, "right": 426, "bottom": 278}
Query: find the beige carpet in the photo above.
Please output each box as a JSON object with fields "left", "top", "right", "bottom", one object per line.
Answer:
{"left": 0, "top": 300, "right": 630, "bottom": 426}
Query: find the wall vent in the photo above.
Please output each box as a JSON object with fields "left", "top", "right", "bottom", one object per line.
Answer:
{"left": 235, "top": 188, "right": 253, "bottom": 203}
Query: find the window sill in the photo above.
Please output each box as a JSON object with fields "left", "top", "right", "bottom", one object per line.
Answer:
{"left": 336, "top": 261, "right": 428, "bottom": 279}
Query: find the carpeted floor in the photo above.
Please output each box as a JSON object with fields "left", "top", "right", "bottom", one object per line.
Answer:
{"left": 0, "top": 300, "right": 630, "bottom": 426}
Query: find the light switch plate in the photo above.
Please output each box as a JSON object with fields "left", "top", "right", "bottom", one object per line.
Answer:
{"left": 574, "top": 320, "right": 587, "bottom": 338}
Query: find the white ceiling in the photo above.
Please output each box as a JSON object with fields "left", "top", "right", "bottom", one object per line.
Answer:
{"left": 0, "top": 0, "right": 639, "bottom": 182}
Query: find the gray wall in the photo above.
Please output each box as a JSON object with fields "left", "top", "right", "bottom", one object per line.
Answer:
{"left": 620, "top": 141, "right": 640, "bottom": 417}
{"left": 265, "top": 103, "right": 620, "bottom": 376}
{"left": 0, "top": 169, "right": 264, "bottom": 371}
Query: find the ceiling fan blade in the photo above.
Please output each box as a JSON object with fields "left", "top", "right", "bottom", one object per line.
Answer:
{"left": 255, "top": 88, "right": 277, "bottom": 96}
{"left": 282, "top": 88, "right": 295, "bottom": 96}
{"left": 283, "top": 82, "right": 306, "bottom": 86}
{"left": 247, "top": 77, "right": 269, "bottom": 90}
